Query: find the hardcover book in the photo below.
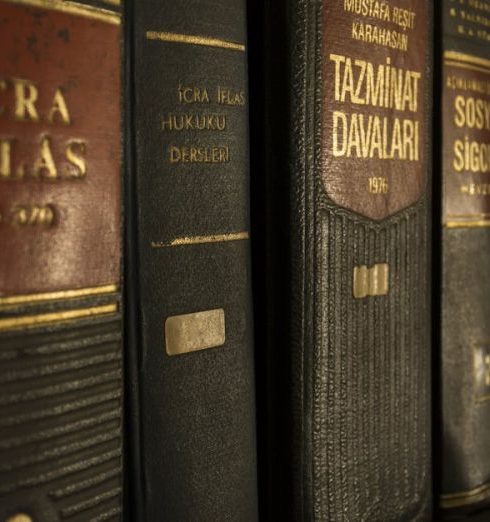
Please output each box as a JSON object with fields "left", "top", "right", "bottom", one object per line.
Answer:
{"left": 0, "top": 0, "right": 123, "bottom": 520}
{"left": 124, "top": 0, "right": 258, "bottom": 519}
{"left": 438, "top": 0, "right": 490, "bottom": 515}
{"left": 251, "top": 0, "right": 433, "bottom": 519}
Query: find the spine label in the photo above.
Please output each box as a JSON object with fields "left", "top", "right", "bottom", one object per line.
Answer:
{"left": 322, "top": 0, "right": 428, "bottom": 220}
{"left": 442, "top": 50, "right": 490, "bottom": 227}
{"left": 0, "top": 0, "right": 121, "bottom": 295}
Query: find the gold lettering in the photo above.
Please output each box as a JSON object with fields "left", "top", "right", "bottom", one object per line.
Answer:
{"left": 368, "top": 176, "right": 388, "bottom": 194}
{"left": 169, "top": 145, "right": 230, "bottom": 164}
{"left": 453, "top": 138, "right": 490, "bottom": 173}
{"left": 332, "top": 111, "right": 348, "bottom": 156}
{"left": 331, "top": 112, "right": 419, "bottom": 161}
{"left": 331, "top": 54, "right": 420, "bottom": 112}
{"left": 454, "top": 95, "right": 490, "bottom": 129}
{"left": 330, "top": 54, "right": 346, "bottom": 102}
{"left": 162, "top": 113, "right": 227, "bottom": 131}
{"left": 33, "top": 137, "right": 57, "bottom": 178}
{"left": 11, "top": 205, "right": 55, "bottom": 226}
{"left": 48, "top": 88, "right": 71, "bottom": 124}
{"left": 0, "top": 139, "right": 12, "bottom": 178}
{"left": 217, "top": 86, "right": 246, "bottom": 106}
{"left": 178, "top": 84, "right": 210, "bottom": 104}
{"left": 65, "top": 140, "right": 87, "bottom": 177}
{"left": 14, "top": 79, "right": 39, "bottom": 122}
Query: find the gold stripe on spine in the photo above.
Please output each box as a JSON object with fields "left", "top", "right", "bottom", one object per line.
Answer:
{"left": 2, "top": 0, "right": 120, "bottom": 24}
{"left": 440, "top": 481, "right": 490, "bottom": 509}
{"left": 444, "top": 51, "right": 490, "bottom": 70}
{"left": 0, "top": 284, "right": 118, "bottom": 308}
{"left": 445, "top": 220, "right": 490, "bottom": 228}
{"left": 444, "top": 61, "right": 490, "bottom": 76}
{"left": 0, "top": 304, "right": 118, "bottom": 331}
{"left": 165, "top": 309, "right": 225, "bottom": 355}
{"left": 151, "top": 232, "right": 249, "bottom": 248}
{"left": 146, "top": 31, "right": 245, "bottom": 51}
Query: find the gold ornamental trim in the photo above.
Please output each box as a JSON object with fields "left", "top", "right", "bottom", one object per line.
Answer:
{"left": 151, "top": 232, "right": 249, "bottom": 248}
{"left": 146, "top": 31, "right": 245, "bottom": 52}
{"left": 440, "top": 481, "right": 490, "bottom": 509}
{"left": 445, "top": 60, "right": 490, "bottom": 76}
{"left": 0, "top": 304, "right": 118, "bottom": 331}
{"left": 0, "top": 284, "right": 119, "bottom": 308}
{"left": 445, "top": 220, "right": 490, "bottom": 229}
{"left": 444, "top": 51, "right": 490, "bottom": 71}
{"left": 2, "top": 0, "right": 121, "bottom": 24}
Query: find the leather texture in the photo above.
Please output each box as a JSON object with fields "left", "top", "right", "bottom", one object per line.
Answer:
{"left": 252, "top": 0, "right": 433, "bottom": 520}
{"left": 0, "top": 298, "right": 124, "bottom": 522}
{"left": 0, "top": 2, "right": 123, "bottom": 520}
{"left": 0, "top": 0, "right": 122, "bottom": 295}
{"left": 439, "top": 0, "right": 490, "bottom": 516}
{"left": 124, "top": 0, "right": 258, "bottom": 520}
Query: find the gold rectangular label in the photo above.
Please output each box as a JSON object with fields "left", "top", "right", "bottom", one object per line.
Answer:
{"left": 353, "top": 263, "right": 389, "bottom": 299}
{"left": 165, "top": 309, "right": 225, "bottom": 356}
{"left": 474, "top": 342, "right": 490, "bottom": 403}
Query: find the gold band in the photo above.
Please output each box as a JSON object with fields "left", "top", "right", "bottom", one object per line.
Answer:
{"left": 2, "top": 0, "right": 120, "bottom": 24}
{"left": 445, "top": 60, "right": 490, "bottom": 76}
{"left": 444, "top": 51, "right": 490, "bottom": 70}
{"left": 441, "top": 481, "right": 490, "bottom": 509}
{"left": 146, "top": 31, "right": 245, "bottom": 52}
{"left": 445, "top": 220, "right": 490, "bottom": 228}
{"left": 0, "top": 284, "right": 119, "bottom": 308}
{"left": 151, "top": 232, "right": 249, "bottom": 248}
{"left": 0, "top": 304, "right": 118, "bottom": 332}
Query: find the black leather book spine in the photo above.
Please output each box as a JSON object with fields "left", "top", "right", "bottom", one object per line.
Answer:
{"left": 438, "top": 0, "right": 490, "bottom": 517}
{"left": 0, "top": 1, "right": 124, "bottom": 521}
{"left": 124, "top": 1, "right": 258, "bottom": 520}
{"left": 253, "top": 0, "right": 433, "bottom": 519}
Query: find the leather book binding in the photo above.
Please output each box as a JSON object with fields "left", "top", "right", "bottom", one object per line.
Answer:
{"left": 251, "top": 0, "right": 433, "bottom": 519}
{"left": 438, "top": 0, "right": 490, "bottom": 516}
{"left": 123, "top": 0, "right": 258, "bottom": 519}
{"left": 0, "top": 1, "right": 123, "bottom": 521}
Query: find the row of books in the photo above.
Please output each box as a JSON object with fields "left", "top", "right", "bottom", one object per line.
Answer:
{"left": 0, "top": 0, "right": 489, "bottom": 520}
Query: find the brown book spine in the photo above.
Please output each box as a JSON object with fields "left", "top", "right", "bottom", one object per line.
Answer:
{"left": 0, "top": 1, "right": 123, "bottom": 520}
{"left": 439, "top": 0, "right": 490, "bottom": 516}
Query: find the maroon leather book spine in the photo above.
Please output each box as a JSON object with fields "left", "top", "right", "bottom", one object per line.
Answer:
{"left": 0, "top": 1, "right": 123, "bottom": 520}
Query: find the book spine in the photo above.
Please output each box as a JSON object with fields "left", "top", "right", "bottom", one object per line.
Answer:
{"left": 0, "top": 1, "right": 123, "bottom": 521}
{"left": 125, "top": 0, "right": 258, "bottom": 520}
{"left": 259, "top": 0, "right": 432, "bottom": 519}
{"left": 439, "top": 0, "right": 490, "bottom": 516}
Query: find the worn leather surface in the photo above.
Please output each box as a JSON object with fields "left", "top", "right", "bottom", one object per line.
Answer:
{"left": 0, "top": 300, "right": 124, "bottom": 522}
{"left": 0, "top": 0, "right": 121, "bottom": 295}
{"left": 321, "top": 0, "right": 428, "bottom": 220}
{"left": 0, "top": 2, "right": 123, "bottom": 520}
{"left": 439, "top": 0, "right": 490, "bottom": 515}
{"left": 124, "top": 0, "right": 258, "bottom": 520}
{"left": 252, "top": 0, "right": 433, "bottom": 520}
